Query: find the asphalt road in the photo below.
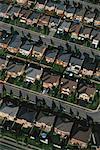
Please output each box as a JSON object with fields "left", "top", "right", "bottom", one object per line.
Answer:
{"left": 0, "top": 21, "right": 100, "bottom": 58}
{"left": 0, "top": 82, "right": 100, "bottom": 123}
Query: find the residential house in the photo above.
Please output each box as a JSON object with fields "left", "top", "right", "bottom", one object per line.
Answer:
{"left": 55, "top": 52, "right": 71, "bottom": 68}
{"left": 32, "top": 43, "right": 46, "bottom": 60}
{"left": 6, "top": 5, "right": 21, "bottom": 18}
{"left": 25, "top": 67, "right": 43, "bottom": 83}
{"left": 54, "top": 117, "right": 73, "bottom": 137}
{"left": 55, "top": 0, "right": 65, "bottom": 17}
{"left": 0, "top": 30, "right": 12, "bottom": 49}
{"left": 44, "top": 46, "right": 58, "bottom": 63}
{"left": 19, "top": 40, "right": 34, "bottom": 56}
{"left": 19, "top": 8, "right": 32, "bottom": 23}
{"left": 66, "top": 57, "right": 84, "bottom": 74}
{"left": 0, "top": 3, "right": 10, "bottom": 18}
{"left": 90, "top": 29, "right": 100, "bottom": 48}
{"left": 60, "top": 78, "right": 77, "bottom": 96}
{"left": 27, "top": 11, "right": 40, "bottom": 25}
{"left": 84, "top": 9, "right": 95, "bottom": 24}
{"left": 94, "top": 62, "right": 100, "bottom": 78}
{"left": 94, "top": 15, "right": 100, "bottom": 27}
{"left": 42, "top": 72, "right": 60, "bottom": 89}
{"left": 74, "top": 7, "right": 86, "bottom": 22}
{"left": 69, "top": 22, "right": 81, "bottom": 39}
{"left": 36, "top": 111, "right": 56, "bottom": 131}
{"left": 7, "top": 61, "right": 25, "bottom": 78}
{"left": 16, "top": 106, "right": 37, "bottom": 123}
{"left": 0, "top": 101, "right": 19, "bottom": 118}
{"left": 35, "top": 0, "right": 47, "bottom": 12}
{"left": 81, "top": 57, "right": 96, "bottom": 76}
{"left": 79, "top": 26, "right": 92, "bottom": 40}
{"left": 37, "top": 14, "right": 50, "bottom": 29}
{"left": 7, "top": 34, "right": 22, "bottom": 53}
{"left": 64, "top": 5, "right": 76, "bottom": 19}
{"left": 45, "top": 0, "right": 55, "bottom": 15}
{"left": 58, "top": 21, "right": 71, "bottom": 34}
{"left": 49, "top": 16, "right": 60, "bottom": 30}
{"left": 78, "top": 84, "right": 96, "bottom": 102}
{"left": 70, "top": 126, "right": 91, "bottom": 148}
{"left": 0, "top": 58, "right": 7, "bottom": 70}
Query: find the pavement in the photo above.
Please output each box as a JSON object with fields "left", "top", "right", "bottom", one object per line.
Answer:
{"left": 0, "top": 21, "right": 100, "bottom": 58}
{"left": 0, "top": 82, "right": 100, "bottom": 123}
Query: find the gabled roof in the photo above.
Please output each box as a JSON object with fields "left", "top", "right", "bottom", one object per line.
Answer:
{"left": 61, "top": 78, "right": 77, "bottom": 91}
{"left": 45, "top": 46, "right": 58, "bottom": 58}
{"left": 25, "top": 67, "right": 43, "bottom": 78}
{"left": 0, "top": 3, "right": 9, "bottom": 13}
{"left": 75, "top": 7, "right": 86, "bottom": 16}
{"left": 17, "top": 106, "right": 37, "bottom": 122}
{"left": 7, "top": 6, "right": 21, "bottom": 16}
{"left": 78, "top": 84, "right": 96, "bottom": 96}
{"left": 57, "top": 52, "right": 71, "bottom": 63}
{"left": 82, "top": 57, "right": 96, "bottom": 70}
{"left": 28, "top": 11, "right": 40, "bottom": 20}
{"left": 9, "top": 34, "right": 22, "bottom": 48}
{"left": 70, "top": 57, "right": 83, "bottom": 66}
{"left": 42, "top": 72, "right": 60, "bottom": 84}
{"left": 55, "top": 117, "right": 73, "bottom": 133}
{"left": 7, "top": 61, "right": 24, "bottom": 73}
{"left": 36, "top": 111, "right": 55, "bottom": 126}
{"left": 21, "top": 40, "right": 33, "bottom": 51}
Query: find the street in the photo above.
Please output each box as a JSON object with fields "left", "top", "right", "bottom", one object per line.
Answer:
{"left": 0, "top": 82, "right": 100, "bottom": 123}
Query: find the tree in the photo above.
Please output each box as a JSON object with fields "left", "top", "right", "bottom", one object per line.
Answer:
{"left": 2, "top": 84, "right": 6, "bottom": 97}
{"left": 19, "top": 90, "right": 23, "bottom": 101}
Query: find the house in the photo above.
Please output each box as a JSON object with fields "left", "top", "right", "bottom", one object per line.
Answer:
{"left": 90, "top": 29, "right": 100, "bottom": 48}
{"left": 36, "top": 111, "right": 56, "bottom": 131}
{"left": 64, "top": 5, "right": 76, "bottom": 19}
{"left": 42, "top": 72, "right": 60, "bottom": 89}
{"left": 0, "top": 30, "right": 12, "bottom": 49}
{"left": 58, "top": 21, "right": 71, "bottom": 34}
{"left": 49, "top": 16, "right": 60, "bottom": 29}
{"left": 69, "top": 22, "right": 81, "bottom": 39}
{"left": 54, "top": 117, "right": 73, "bottom": 137}
{"left": 27, "top": 11, "right": 40, "bottom": 25}
{"left": 94, "top": 15, "right": 100, "bottom": 27}
{"left": 0, "top": 58, "right": 7, "bottom": 70}
{"left": 32, "top": 43, "right": 46, "bottom": 60}
{"left": 84, "top": 9, "right": 95, "bottom": 24}
{"left": 19, "top": 8, "right": 32, "bottom": 23}
{"left": 94, "top": 62, "right": 100, "bottom": 78}
{"left": 44, "top": 46, "right": 58, "bottom": 63}
{"left": 16, "top": 106, "right": 37, "bottom": 123}
{"left": 6, "top": 5, "right": 21, "bottom": 18}
{"left": 60, "top": 78, "right": 77, "bottom": 96}
{"left": 66, "top": 57, "right": 84, "bottom": 74}
{"left": 45, "top": 0, "right": 55, "bottom": 15}
{"left": 70, "top": 127, "right": 91, "bottom": 148}
{"left": 74, "top": 7, "right": 86, "bottom": 22}
{"left": 78, "top": 84, "right": 96, "bottom": 102}
{"left": 7, "top": 34, "right": 22, "bottom": 53}
{"left": 7, "top": 60, "right": 25, "bottom": 78}
{"left": 55, "top": 0, "right": 65, "bottom": 17}
{"left": 19, "top": 40, "right": 34, "bottom": 56}
{"left": 81, "top": 57, "right": 96, "bottom": 76}
{"left": 25, "top": 67, "right": 43, "bottom": 83}
{"left": 79, "top": 26, "right": 92, "bottom": 40}
{"left": 37, "top": 14, "right": 50, "bottom": 28}
{"left": 55, "top": 52, "right": 71, "bottom": 68}
{"left": 35, "top": 0, "right": 46, "bottom": 12}
{"left": 0, "top": 3, "right": 10, "bottom": 18}
{"left": 0, "top": 101, "right": 19, "bottom": 118}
